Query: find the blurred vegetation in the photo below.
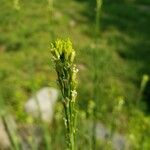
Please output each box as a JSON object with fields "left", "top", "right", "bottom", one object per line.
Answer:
{"left": 0, "top": 0, "right": 150, "bottom": 149}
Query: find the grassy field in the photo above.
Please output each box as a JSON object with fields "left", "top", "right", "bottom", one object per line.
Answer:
{"left": 0, "top": 0, "right": 150, "bottom": 149}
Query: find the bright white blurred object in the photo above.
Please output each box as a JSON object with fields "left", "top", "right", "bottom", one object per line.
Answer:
{"left": 25, "top": 87, "right": 58, "bottom": 123}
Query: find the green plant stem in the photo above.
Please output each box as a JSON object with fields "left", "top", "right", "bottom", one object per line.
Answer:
{"left": 95, "top": 0, "right": 103, "bottom": 36}
{"left": 2, "top": 115, "right": 20, "bottom": 150}
{"left": 91, "top": 48, "right": 99, "bottom": 150}
{"left": 92, "top": 0, "right": 103, "bottom": 149}
{"left": 58, "top": 76, "right": 76, "bottom": 150}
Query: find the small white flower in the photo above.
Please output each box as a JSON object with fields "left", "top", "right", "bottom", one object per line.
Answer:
{"left": 71, "top": 90, "right": 77, "bottom": 98}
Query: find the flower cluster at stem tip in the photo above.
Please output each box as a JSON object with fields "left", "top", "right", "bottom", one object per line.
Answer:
{"left": 50, "top": 39, "right": 78, "bottom": 101}
{"left": 51, "top": 39, "right": 75, "bottom": 63}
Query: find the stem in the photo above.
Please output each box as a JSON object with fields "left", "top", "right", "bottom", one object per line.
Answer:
{"left": 95, "top": 0, "right": 103, "bottom": 36}
{"left": 92, "top": 0, "right": 103, "bottom": 149}
{"left": 59, "top": 74, "right": 75, "bottom": 150}
{"left": 66, "top": 98, "right": 76, "bottom": 150}
{"left": 2, "top": 115, "right": 20, "bottom": 150}
{"left": 92, "top": 59, "right": 99, "bottom": 150}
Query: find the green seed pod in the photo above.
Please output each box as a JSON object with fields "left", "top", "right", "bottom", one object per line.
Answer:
{"left": 69, "top": 51, "right": 75, "bottom": 62}
{"left": 54, "top": 48, "right": 60, "bottom": 59}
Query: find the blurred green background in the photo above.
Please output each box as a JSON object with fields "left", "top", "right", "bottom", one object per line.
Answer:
{"left": 0, "top": 0, "right": 150, "bottom": 149}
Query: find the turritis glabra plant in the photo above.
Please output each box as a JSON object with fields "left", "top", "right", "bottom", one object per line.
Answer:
{"left": 50, "top": 39, "right": 78, "bottom": 150}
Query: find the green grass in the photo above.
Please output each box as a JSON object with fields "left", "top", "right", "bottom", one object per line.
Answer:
{"left": 0, "top": 0, "right": 150, "bottom": 149}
